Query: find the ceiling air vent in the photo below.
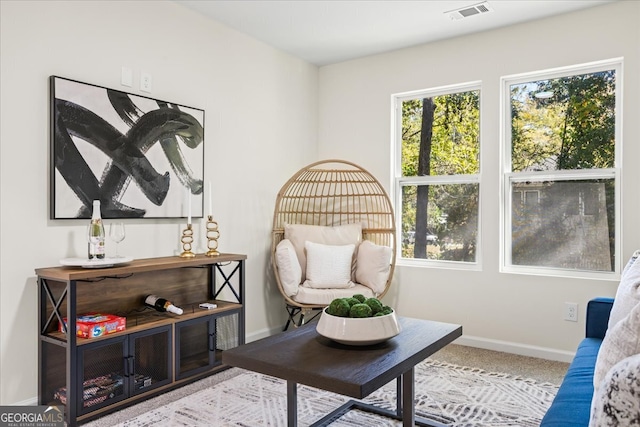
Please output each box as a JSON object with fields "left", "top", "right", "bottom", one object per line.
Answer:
{"left": 446, "top": 2, "right": 493, "bottom": 20}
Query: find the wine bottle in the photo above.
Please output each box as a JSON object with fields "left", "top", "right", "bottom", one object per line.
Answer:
{"left": 88, "top": 200, "right": 105, "bottom": 259}
{"left": 144, "top": 295, "right": 183, "bottom": 315}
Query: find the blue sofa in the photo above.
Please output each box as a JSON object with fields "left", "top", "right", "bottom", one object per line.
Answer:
{"left": 540, "top": 297, "right": 614, "bottom": 427}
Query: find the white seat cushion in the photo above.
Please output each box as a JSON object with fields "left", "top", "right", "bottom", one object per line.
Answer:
{"left": 292, "top": 283, "right": 375, "bottom": 305}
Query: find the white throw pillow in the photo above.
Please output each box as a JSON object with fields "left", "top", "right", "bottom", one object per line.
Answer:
{"left": 284, "top": 223, "right": 362, "bottom": 279}
{"left": 608, "top": 251, "right": 640, "bottom": 330}
{"left": 594, "top": 301, "right": 640, "bottom": 390}
{"left": 275, "top": 239, "right": 302, "bottom": 297}
{"left": 355, "top": 240, "right": 392, "bottom": 295}
{"left": 622, "top": 249, "right": 640, "bottom": 277}
{"left": 589, "top": 352, "right": 640, "bottom": 427}
{"left": 303, "top": 241, "right": 355, "bottom": 289}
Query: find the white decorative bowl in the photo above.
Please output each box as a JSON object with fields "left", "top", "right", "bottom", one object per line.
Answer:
{"left": 316, "top": 308, "right": 401, "bottom": 346}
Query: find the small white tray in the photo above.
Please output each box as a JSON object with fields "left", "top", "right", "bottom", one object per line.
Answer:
{"left": 59, "top": 256, "right": 133, "bottom": 268}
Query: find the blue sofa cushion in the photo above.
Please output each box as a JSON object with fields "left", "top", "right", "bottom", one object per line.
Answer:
{"left": 587, "top": 298, "right": 616, "bottom": 339}
{"left": 540, "top": 337, "right": 602, "bottom": 427}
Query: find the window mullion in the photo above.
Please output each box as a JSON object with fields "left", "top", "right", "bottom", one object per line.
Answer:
{"left": 399, "top": 174, "right": 480, "bottom": 186}
{"left": 507, "top": 168, "right": 616, "bottom": 183}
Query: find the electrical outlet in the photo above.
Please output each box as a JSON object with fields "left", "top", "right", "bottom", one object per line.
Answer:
{"left": 564, "top": 302, "right": 578, "bottom": 322}
{"left": 140, "top": 72, "right": 152, "bottom": 93}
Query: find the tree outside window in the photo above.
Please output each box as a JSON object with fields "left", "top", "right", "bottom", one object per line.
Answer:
{"left": 504, "top": 60, "right": 620, "bottom": 275}
{"left": 395, "top": 85, "right": 480, "bottom": 263}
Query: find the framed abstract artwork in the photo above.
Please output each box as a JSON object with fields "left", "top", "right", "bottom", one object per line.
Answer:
{"left": 50, "top": 76, "right": 204, "bottom": 219}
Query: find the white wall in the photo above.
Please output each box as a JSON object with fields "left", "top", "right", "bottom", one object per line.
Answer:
{"left": 318, "top": 1, "right": 640, "bottom": 360}
{"left": 0, "top": 0, "right": 317, "bottom": 404}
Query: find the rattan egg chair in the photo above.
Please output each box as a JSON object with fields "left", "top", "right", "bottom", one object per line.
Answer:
{"left": 272, "top": 159, "right": 396, "bottom": 330}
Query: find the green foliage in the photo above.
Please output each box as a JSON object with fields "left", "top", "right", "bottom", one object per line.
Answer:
{"left": 402, "top": 92, "right": 480, "bottom": 178}
{"left": 400, "top": 70, "right": 615, "bottom": 264}
{"left": 509, "top": 70, "right": 616, "bottom": 267}
{"left": 511, "top": 71, "right": 615, "bottom": 172}
{"left": 401, "top": 91, "right": 480, "bottom": 261}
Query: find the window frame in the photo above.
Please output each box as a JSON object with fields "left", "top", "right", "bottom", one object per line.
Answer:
{"left": 392, "top": 81, "right": 482, "bottom": 270}
{"left": 500, "top": 58, "right": 623, "bottom": 280}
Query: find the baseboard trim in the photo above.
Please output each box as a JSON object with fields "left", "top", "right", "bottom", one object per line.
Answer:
{"left": 11, "top": 396, "right": 38, "bottom": 406}
{"left": 250, "top": 326, "right": 576, "bottom": 363}
{"left": 247, "top": 326, "right": 282, "bottom": 342}
{"left": 454, "top": 335, "right": 575, "bottom": 363}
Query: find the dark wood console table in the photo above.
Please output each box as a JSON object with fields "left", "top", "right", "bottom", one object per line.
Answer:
{"left": 223, "top": 316, "right": 462, "bottom": 426}
{"left": 36, "top": 254, "right": 246, "bottom": 426}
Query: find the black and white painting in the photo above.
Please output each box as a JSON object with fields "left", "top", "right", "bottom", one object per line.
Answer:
{"left": 50, "top": 76, "right": 204, "bottom": 219}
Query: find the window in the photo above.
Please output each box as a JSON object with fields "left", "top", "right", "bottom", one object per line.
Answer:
{"left": 502, "top": 59, "right": 621, "bottom": 277}
{"left": 393, "top": 83, "right": 481, "bottom": 266}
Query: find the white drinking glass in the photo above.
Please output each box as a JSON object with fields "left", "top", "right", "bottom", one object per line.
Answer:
{"left": 109, "top": 222, "right": 126, "bottom": 258}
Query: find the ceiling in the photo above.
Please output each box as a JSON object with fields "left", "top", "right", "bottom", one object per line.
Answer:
{"left": 175, "top": 0, "right": 616, "bottom": 66}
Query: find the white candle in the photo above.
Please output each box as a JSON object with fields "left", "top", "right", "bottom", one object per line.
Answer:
{"left": 208, "top": 182, "right": 213, "bottom": 216}
{"left": 187, "top": 189, "right": 192, "bottom": 225}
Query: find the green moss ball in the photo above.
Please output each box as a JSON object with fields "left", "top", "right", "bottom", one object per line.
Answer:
{"left": 364, "top": 298, "right": 384, "bottom": 314}
{"left": 349, "top": 303, "right": 373, "bottom": 318}
{"left": 352, "top": 294, "right": 367, "bottom": 303}
{"left": 344, "top": 297, "right": 360, "bottom": 307}
{"left": 327, "top": 298, "right": 351, "bottom": 317}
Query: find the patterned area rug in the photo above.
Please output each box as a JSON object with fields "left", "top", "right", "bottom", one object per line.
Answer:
{"left": 116, "top": 360, "right": 558, "bottom": 426}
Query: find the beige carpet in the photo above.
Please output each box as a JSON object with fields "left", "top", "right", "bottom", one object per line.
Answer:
{"left": 83, "top": 344, "right": 568, "bottom": 426}
{"left": 432, "top": 344, "right": 568, "bottom": 384}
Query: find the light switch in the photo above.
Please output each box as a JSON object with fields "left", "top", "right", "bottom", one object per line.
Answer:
{"left": 121, "top": 67, "right": 133, "bottom": 87}
{"left": 140, "top": 72, "right": 152, "bottom": 93}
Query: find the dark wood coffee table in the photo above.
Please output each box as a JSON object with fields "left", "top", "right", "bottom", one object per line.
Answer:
{"left": 222, "top": 316, "right": 462, "bottom": 426}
